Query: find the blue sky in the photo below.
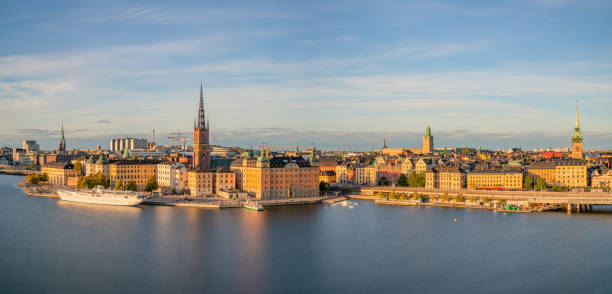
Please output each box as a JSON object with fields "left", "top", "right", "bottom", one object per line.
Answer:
{"left": 1, "top": 0, "right": 611, "bottom": 151}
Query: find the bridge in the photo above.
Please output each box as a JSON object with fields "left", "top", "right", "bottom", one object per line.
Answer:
{"left": 361, "top": 187, "right": 612, "bottom": 213}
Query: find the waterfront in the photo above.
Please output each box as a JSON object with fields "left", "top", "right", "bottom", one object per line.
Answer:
{"left": 2, "top": 175, "right": 612, "bottom": 293}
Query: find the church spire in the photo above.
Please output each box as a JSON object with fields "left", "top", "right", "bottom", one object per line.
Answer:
{"left": 59, "top": 121, "right": 66, "bottom": 151}
{"left": 575, "top": 101, "right": 580, "bottom": 130}
{"left": 196, "top": 82, "right": 206, "bottom": 130}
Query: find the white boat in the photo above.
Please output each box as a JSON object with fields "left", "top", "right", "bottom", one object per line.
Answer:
{"left": 57, "top": 186, "right": 145, "bottom": 206}
{"left": 243, "top": 200, "right": 264, "bottom": 211}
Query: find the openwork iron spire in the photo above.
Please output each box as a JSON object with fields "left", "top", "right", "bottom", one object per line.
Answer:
{"left": 196, "top": 82, "right": 206, "bottom": 129}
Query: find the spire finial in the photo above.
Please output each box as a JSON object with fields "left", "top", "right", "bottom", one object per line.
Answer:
{"left": 196, "top": 82, "right": 206, "bottom": 129}
{"left": 575, "top": 101, "right": 579, "bottom": 129}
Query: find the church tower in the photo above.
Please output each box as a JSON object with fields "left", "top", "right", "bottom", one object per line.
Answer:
{"left": 58, "top": 122, "right": 66, "bottom": 152}
{"left": 571, "top": 102, "right": 583, "bottom": 159}
{"left": 422, "top": 125, "right": 433, "bottom": 154}
{"left": 193, "top": 83, "right": 210, "bottom": 171}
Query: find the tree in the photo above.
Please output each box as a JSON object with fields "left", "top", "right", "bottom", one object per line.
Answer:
{"left": 399, "top": 193, "right": 407, "bottom": 201}
{"left": 441, "top": 192, "right": 450, "bottom": 202}
{"left": 417, "top": 172, "right": 426, "bottom": 187}
{"left": 26, "top": 173, "right": 40, "bottom": 184}
{"left": 534, "top": 178, "right": 548, "bottom": 190}
{"left": 28, "top": 162, "right": 36, "bottom": 170}
{"left": 483, "top": 197, "right": 491, "bottom": 204}
{"left": 389, "top": 190, "right": 398, "bottom": 200}
{"left": 455, "top": 194, "right": 465, "bottom": 202}
{"left": 39, "top": 173, "right": 48, "bottom": 182}
{"left": 498, "top": 199, "right": 506, "bottom": 206}
{"left": 319, "top": 181, "right": 330, "bottom": 195}
{"left": 145, "top": 176, "right": 159, "bottom": 192}
{"left": 523, "top": 175, "right": 534, "bottom": 190}
{"left": 171, "top": 188, "right": 176, "bottom": 194}
{"left": 114, "top": 180, "right": 124, "bottom": 190}
{"left": 73, "top": 160, "right": 82, "bottom": 175}
{"left": 397, "top": 173, "right": 408, "bottom": 186}
{"left": 377, "top": 176, "right": 390, "bottom": 186}
{"left": 376, "top": 191, "right": 386, "bottom": 199}
{"left": 126, "top": 181, "right": 138, "bottom": 191}
{"left": 469, "top": 196, "right": 478, "bottom": 203}
{"left": 94, "top": 172, "right": 109, "bottom": 188}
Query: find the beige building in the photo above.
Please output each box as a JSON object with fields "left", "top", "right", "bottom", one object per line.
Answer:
{"left": 555, "top": 160, "right": 587, "bottom": 188}
{"left": 157, "top": 162, "right": 188, "bottom": 193}
{"left": 42, "top": 162, "right": 81, "bottom": 186}
{"left": 426, "top": 167, "right": 465, "bottom": 190}
{"left": 467, "top": 171, "right": 523, "bottom": 189}
{"left": 84, "top": 157, "right": 110, "bottom": 179}
{"left": 527, "top": 161, "right": 557, "bottom": 184}
{"left": 187, "top": 170, "right": 215, "bottom": 196}
{"left": 231, "top": 155, "right": 318, "bottom": 200}
{"left": 592, "top": 169, "right": 612, "bottom": 188}
{"left": 401, "top": 158, "right": 413, "bottom": 175}
{"left": 415, "top": 158, "right": 436, "bottom": 174}
{"left": 109, "top": 160, "right": 158, "bottom": 191}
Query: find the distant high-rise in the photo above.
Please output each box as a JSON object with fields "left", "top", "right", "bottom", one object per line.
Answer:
{"left": 58, "top": 122, "right": 66, "bottom": 152}
{"left": 423, "top": 125, "right": 433, "bottom": 154}
{"left": 193, "top": 83, "right": 210, "bottom": 171}
{"left": 571, "top": 103, "right": 583, "bottom": 159}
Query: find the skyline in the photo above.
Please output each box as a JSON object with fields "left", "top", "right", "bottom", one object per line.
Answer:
{"left": 1, "top": 0, "right": 612, "bottom": 149}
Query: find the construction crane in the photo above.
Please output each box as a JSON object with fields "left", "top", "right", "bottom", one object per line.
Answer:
{"left": 180, "top": 137, "right": 191, "bottom": 150}
{"left": 168, "top": 136, "right": 177, "bottom": 146}
{"left": 169, "top": 130, "right": 185, "bottom": 148}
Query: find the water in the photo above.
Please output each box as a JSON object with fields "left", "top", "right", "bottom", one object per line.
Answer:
{"left": 1, "top": 174, "right": 612, "bottom": 294}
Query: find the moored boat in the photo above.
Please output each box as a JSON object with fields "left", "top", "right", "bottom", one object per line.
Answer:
{"left": 57, "top": 186, "right": 145, "bottom": 206}
{"left": 243, "top": 200, "right": 264, "bottom": 211}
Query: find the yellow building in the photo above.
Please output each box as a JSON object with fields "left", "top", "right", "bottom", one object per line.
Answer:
{"left": 109, "top": 160, "right": 157, "bottom": 191}
{"left": 527, "top": 161, "right": 557, "bottom": 184}
{"left": 426, "top": 167, "right": 466, "bottom": 190}
{"left": 230, "top": 155, "right": 318, "bottom": 200}
{"left": 467, "top": 171, "right": 523, "bottom": 189}
{"left": 215, "top": 170, "right": 236, "bottom": 192}
{"left": 187, "top": 170, "right": 215, "bottom": 196}
{"left": 42, "top": 161, "right": 81, "bottom": 186}
{"left": 555, "top": 160, "right": 587, "bottom": 188}
{"left": 319, "top": 171, "right": 336, "bottom": 184}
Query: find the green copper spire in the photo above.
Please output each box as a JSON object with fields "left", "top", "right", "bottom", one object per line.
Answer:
{"left": 58, "top": 121, "right": 66, "bottom": 151}
{"left": 425, "top": 125, "right": 432, "bottom": 138}
{"left": 572, "top": 102, "right": 583, "bottom": 143}
{"left": 122, "top": 147, "right": 130, "bottom": 159}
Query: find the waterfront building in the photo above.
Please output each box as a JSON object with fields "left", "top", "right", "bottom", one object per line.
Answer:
{"left": 59, "top": 122, "right": 66, "bottom": 152}
{"left": 571, "top": 103, "right": 584, "bottom": 159}
{"left": 109, "top": 138, "right": 148, "bottom": 154}
{"left": 187, "top": 170, "right": 215, "bottom": 196}
{"left": 193, "top": 83, "right": 211, "bottom": 171}
{"left": 22, "top": 140, "right": 39, "bottom": 152}
{"left": 215, "top": 169, "right": 236, "bottom": 192}
{"left": 426, "top": 167, "right": 466, "bottom": 190}
{"left": 157, "top": 162, "right": 188, "bottom": 193}
{"left": 84, "top": 156, "right": 110, "bottom": 179}
{"left": 401, "top": 158, "right": 413, "bottom": 175}
{"left": 591, "top": 169, "right": 612, "bottom": 188}
{"left": 320, "top": 170, "right": 337, "bottom": 184}
{"left": 467, "top": 171, "right": 523, "bottom": 189}
{"left": 42, "top": 161, "right": 81, "bottom": 186}
{"left": 335, "top": 164, "right": 350, "bottom": 184}
{"left": 527, "top": 161, "right": 557, "bottom": 184}
{"left": 230, "top": 154, "right": 318, "bottom": 200}
{"left": 423, "top": 125, "right": 434, "bottom": 154}
{"left": 555, "top": 159, "right": 587, "bottom": 188}
{"left": 109, "top": 160, "right": 158, "bottom": 191}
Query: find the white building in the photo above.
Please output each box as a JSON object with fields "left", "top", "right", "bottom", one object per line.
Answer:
{"left": 22, "top": 140, "right": 40, "bottom": 152}
{"left": 156, "top": 162, "right": 188, "bottom": 193}
{"left": 110, "top": 138, "right": 147, "bottom": 153}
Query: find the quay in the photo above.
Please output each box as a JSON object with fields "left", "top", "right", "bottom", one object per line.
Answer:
{"left": 323, "top": 196, "right": 347, "bottom": 204}
{"left": 0, "top": 165, "right": 35, "bottom": 176}
{"left": 361, "top": 187, "right": 612, "bottom": 213}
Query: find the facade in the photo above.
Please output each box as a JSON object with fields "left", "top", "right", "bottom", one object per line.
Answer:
{"left": 423, "top": 125, "right": 434, "bottom": 154}
{"left": 187, "top": 170, "right": 215, "bottom": 196}
{"left": 401, "top": 158, "right": 413, "bottom": 175}
{"left": 230, "top": 155, "right": 318, "bottom": 200}
{"left": 415, "top": 158, "right": 436, "bottom": 174}
{"left": 592, "top": 169, "right": 612, "bottom": 188}
{"left": 467, "top": 171, "right": 523, "bottom": 189}
{"left": 528, "top": 161, "right": 557, "bottom": 184}
{"left": 335, "top": 164, "right": 349, "bottom": 184}
{"left": 110, "top": 138, "right": 147, "bottom": 153}
{"left": 555, "top": 159, "right": 587, "bottom": 188}
{"left": 84, "top": 156, "right": 110, "bottom": 179}
{"left": 571, "top": 103, "right": 583, "bottom": 159}
{"left": 157, "top": 162, "right": 188, "bottom": 193}
{"left": 108, "top": 160, "right": 158, "bottom": 191}
{"left": 319, "top": 170, "right": 337, "bottom": 184}
{"left": 192, "top": 83, "right": 211, "bottom": 171}
{"left": 425, "top": 168, "right": 439, "bottom": 189}
{"left": 215, "top": 170, "right": 236, "bottom": 192}
{"left": 42, "top": 162, "right": 81, "bottom": 186}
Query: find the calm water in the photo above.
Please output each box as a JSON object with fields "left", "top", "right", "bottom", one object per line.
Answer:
{"left": 1, "top": 175, "right": 612, "bottom": 294}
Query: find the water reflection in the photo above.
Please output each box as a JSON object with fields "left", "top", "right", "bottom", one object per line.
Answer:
{"left": 237, "top": 208, "right": 267, "bottom": 291}
{"left": 56, "top": 200, "right": 143, "bottom": 216}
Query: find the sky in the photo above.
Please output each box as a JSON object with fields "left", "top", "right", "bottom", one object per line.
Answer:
{"left": 1, "top": 0, "right": 611, "bottom": 151}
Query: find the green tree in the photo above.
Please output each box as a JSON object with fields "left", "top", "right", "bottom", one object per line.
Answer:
{"left": 397, "top": 173, "right": 408, "bottom": 186}
{"left": 73, "top": 160, "right": 82, "bottom": 175}
{"left": 417, "top": 172, "right": 426, "bottom": 187}
{"left": 126, "top": 181, "right": 138, "bottom": 191}
{"left": 389, "top": 190, "right": 398, "bottom": 200}
{"left": 39, "top": 173, "right": 48, "bottom": 182}
{"left": 455, "top": 194, "right": 465, "bottom": 202}
{"left": 408, "top": 171, "right": 419, "bottom": 187}
{"left": 94, "top": 172, "right": 109, "bottom": 188}
{"left": 523, "top": 175, "right": 534, "bottom": 190}
{"left": 377, "top": 176, "right": 390, "bottom": 186}
{"left": 145, "top": 175, "right": 159, "bottom": 192}
{"left": 114, "top": 180, "right": 124, "bottom": 190}
{"left": 534, "top": 178, "right": 548, "bottom": 190}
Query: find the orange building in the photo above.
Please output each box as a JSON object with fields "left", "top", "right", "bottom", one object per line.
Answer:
{"left": 230, "top": 155, "right": 318, "bottom": 200}
{"left": 41, "top": 161, "right": 81, "bottom": 186}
